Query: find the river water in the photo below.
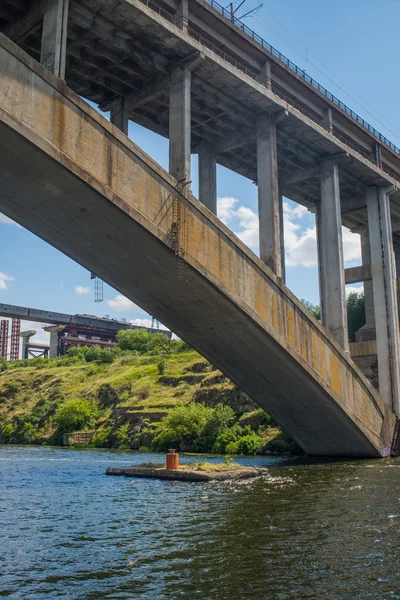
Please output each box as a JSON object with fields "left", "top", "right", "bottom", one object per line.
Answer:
{"left": 1, "top": 446, "right": 400, "bottom": 599}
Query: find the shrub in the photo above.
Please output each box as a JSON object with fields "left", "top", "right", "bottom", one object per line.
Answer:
{"left": 0, "top": 357, "right": 7, "bottom": 372}
{"left": 215, "top": 424, "right": 243, "bottom": 454}
{"left": 84, "top": 346, "right": 114, "bottom": 364}
{"left": 16, "top": 422, "right": 37, "bottom": 444}
{"left": 157, "top": 359, "right": 166, "bottom": 375}
{"left": 116, "top": 423, "right": 130, "bottom": 446}
{"left": 198, "top": 404, "right": 235, "bottom": 451}
{"left": 235, "top": 432, "right": 262, "bottom": 455}
{"left": 91, "top": 427, "right": 113, "bottom": 448}
{"left": 1, "top": 423, "right": 15, "bottom": 442}
{"left": 152, "top": 403, "right": 213, "bottom": 452}
{"left": 117, "top": 329, "right": 154, "bottom": 354}
{"left": 55, "top": 398, "right": 98, "bottom": 432}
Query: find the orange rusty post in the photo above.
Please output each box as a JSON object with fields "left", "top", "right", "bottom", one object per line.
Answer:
{"left": 166, "top": 449, "right": 179, "bottom": 469}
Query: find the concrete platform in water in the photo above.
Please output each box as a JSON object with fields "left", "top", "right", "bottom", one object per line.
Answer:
{"left": 106, "top": 465, "right": 266, "bottom": 482}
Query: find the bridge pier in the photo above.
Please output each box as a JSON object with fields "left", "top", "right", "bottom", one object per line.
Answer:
{"left": 356, "top": 227, "right": 376, "bottom": 341}
{"left": 110, "top": 97, "right": 129, "bottom": 136}
{"left": 198, "top": 141, "right": 217, "bottom": 214}
{"left": 316, "top": 159, "right": 349, "bottom": 351}
{"left": 256, "top": 113, "right": 283, "bottom": 278}
{"left": 40, "top": 0, "right": 69, "bottom": 79}
{"left": 367, "top": 186, "right": 400, "bottom": 413}
{"left": 169, "top": 64, "right": 191, "bottom": 188}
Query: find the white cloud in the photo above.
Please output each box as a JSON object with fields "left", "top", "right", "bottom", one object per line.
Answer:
{"left": 107, "top": 294, "right": 139, "bottom": 312}
{"left": 217, "top": 196, "right": 238, "bottom": 224}
{"left": 0, "top": 213, "right": 21, "bottom": 227}
{"left": 346, "top": 284, "right": 364, "bottom": 296}
{"left": 74, "top": 285, "right": 91, "bottom": 295}
{"left": 283, "top": 201, "right": 361, "bottom": 268}
{"left": 131, "top": 318, "right": 169, "bottom": 331}
{"left": 0, "top": 272, "right": 14, "bottom": 290}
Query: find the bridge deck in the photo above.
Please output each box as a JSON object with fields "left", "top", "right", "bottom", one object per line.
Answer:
{"left": 0, "top": 34, "right": 394, "bottom": 456}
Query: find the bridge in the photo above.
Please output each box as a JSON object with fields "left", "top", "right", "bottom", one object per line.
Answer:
{"left": 0, "top": 0, "right": 399, "bottom": 456}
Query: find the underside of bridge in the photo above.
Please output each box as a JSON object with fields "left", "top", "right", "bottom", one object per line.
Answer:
{"left": 0, "top": 33, "right": 396, "bottom": 456}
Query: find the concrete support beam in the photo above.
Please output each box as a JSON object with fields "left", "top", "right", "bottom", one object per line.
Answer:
{"left": 4, "top": 0, "right": 46, "bottom": 44}
{"left": 256, "top": 113, "right": 282, "bottom": 277}
{"left": 367, "top": 186, "right": 400, "bottom": 412}
{"left": 316, "top": 160, "right": 348, "bottom": 350}
{"left": 41, "top": 0, "right": 69, "bottom": 79}
{"left": 169, "top": 64, "right": 191, "bottom": 187}
{"left": 395, "top": 245, "right": 400, "bottom": 324}
{"left": 344, "top": 264, "right": 371, "bottom": 285}
{"left": 110, "top": 97, "right": 129, "bottom": 135}
{"left": 198, "top": 141, "right": 217, "bottom": 214}
{"left": 279, "top": 191, "right": 286, "bottom": 283}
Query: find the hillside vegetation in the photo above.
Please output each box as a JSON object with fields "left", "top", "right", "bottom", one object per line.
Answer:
{"left": 0, "top": 330, "right": 299, "bottom": 456}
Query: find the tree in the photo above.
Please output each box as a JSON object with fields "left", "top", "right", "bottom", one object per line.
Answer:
{"left": 116, "top": 329, "right": 154, "bottom": 354}
{"left": 347, "top": 292, "right": 365, "bottom": 342}
{"left": 55, "top": 398, "right": 98, "bottom": 432}
{"left": 301, "top": 299, "right": 321, "bottom": 320}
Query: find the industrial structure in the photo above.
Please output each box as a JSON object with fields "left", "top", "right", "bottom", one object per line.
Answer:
{"left": 0, "top": 304, "right": 171, "bottom": 359}
{"left": 0, "top": 0, "right": 399, "bottom": 455}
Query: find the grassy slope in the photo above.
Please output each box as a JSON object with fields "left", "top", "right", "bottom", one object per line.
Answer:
{"left": 0, "top": 351, "right": 290, "bottom": 452}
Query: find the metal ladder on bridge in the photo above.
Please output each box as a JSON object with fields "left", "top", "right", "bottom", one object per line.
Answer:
{"left": 390, "top": 418, "right": 400, "bottom": 457}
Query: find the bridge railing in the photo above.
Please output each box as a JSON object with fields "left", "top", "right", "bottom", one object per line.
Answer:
{"left": 138, "top": 0, "right": 398, "bottom": 182}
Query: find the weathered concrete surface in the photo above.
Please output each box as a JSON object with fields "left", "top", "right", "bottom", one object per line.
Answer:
{"left": 0, "top": 35, "right": 395, "bottom": 456}
{"left": 106, "top": 465, "right": 266, "bottom": 481}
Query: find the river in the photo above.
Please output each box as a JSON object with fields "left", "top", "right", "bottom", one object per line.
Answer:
{"left": 1, "top": 446, "right": 400, "bottom": 599}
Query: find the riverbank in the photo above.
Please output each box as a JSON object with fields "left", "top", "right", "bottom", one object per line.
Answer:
{"left": 0, "top": 342, "right": 300, "bottom": 456}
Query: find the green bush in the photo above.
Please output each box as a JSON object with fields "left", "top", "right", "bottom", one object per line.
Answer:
{"left": 198, "top": 404, "right": 235, "bottom": 451}
{"left": 91, "top": 427, "right": 113, "bottom": 448}
{"left": 157, "top": 359, "right": 166, "bottom": 375}
{"left": 152, "top": 403, "right": 213, "bottom": 452}
{"left": 116, "top": 423, "right": 130, "bottom": 446}
{"left": 55, "top": 398, "right": 98, "bottom": 432}
{"left": 235, "top": 432, "right": 261, "bottom": 454}
{"left": 16, "top": 422, "right": 37, "bottom": 444}
{"left": 0, "top": 357, "right": 7, "bottom": 372}
{"left": 215, "top": 424, "right": 243, "bottom": 454}
{"left": 84, "top": 346, "right": 114, "bottom": 364}
{"left": 1, "top": 423, "right": 15, "bottom": 442}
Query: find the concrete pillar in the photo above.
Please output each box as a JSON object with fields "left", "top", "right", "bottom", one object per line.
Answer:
{"left": 198, "top": 141, "right": 217, "bottom": 214}
{"left": 260, "top": 59, "right": 272, "bottom": 89}
{"left": 394, "top": 244, "right": 400, "bottom": 323}
{"left": 256, "top": 113, "right": 282, "bottom": 277}
{"left": 169, "top": 65, "right": 191, "bottom": 188}
{"left": 279, "top": 192, "right": 286, "bottom": 283}
{"left": 176, "top": 0, "right": 189, "bottom": 31}
{"left": 316, "top": 159, "right": 348, "bottom": 350}
{"left": 110, "top": 97, "right": 129, "bottom": 135}
{"left": 367, "top": 186, "right": 400, "bottom": 412}
{"left": 325, "top": 107, "right": 333, "bottom": 134}
{"left": 41, "top": 0, "right": 69, "bottom": 79}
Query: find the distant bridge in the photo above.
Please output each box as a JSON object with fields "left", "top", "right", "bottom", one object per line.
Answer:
{"left": 0, "top": 0, "right": 399, "bottom": 456}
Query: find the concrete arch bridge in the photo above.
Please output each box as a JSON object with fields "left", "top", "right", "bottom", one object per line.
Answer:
{"left": 1, "top": 0, "right": 400, "bottom": 456}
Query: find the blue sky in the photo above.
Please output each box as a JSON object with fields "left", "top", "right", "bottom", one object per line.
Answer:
{"left": 1, "top": 0, "right": 398, "bottom": 347}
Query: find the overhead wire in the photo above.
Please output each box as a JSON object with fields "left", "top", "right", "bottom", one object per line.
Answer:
{"left": 244, "top": 6, "right": 400, "bottom": 142}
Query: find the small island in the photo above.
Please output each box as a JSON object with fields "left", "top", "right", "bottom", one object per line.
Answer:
{"left": 106, "top": 461, "right": 267, "bottom": 482}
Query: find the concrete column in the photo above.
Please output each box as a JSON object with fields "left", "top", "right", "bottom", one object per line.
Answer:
{"left": 169, "top": 65, "right": 191, "bottom": 188}
{"left": 198, "top": 141, "right": 217, "bottom": 214}
{"left": 41, "top": 0, "right": 69, "bottom": 79}
{"left": 260, "top": 59, "right": 272, "bottom": 89}
{"left": 110, "top": 97, "right": 129, "bottom": 135}
{"left": 256, "top": 113, "right": 282, "bottom": 277}
{"left": 316, "top": 159, "right": 348, "bottom": 350}
{"left": 176, "top": 0, "right": 189, "bottom": 31}
{"left": 394, "top": 245, "right": 400, "bottom": 323}
{"left": 367, "top": 186, "right": 400, "bottom": 412}
{"left": 362, "top": 227, "right": 375, "bottom": 322}
{"left": 279, "top": 192, "right": 286, "bottom": 283}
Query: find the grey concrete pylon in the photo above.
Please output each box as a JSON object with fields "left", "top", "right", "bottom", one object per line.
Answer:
{"left": 256, "top": 113, "right": 282, "bottom": 277}
{"left": 169, "top": 64, "right": 191, "bottom": 188}
{"left": 110, "top": 97, "right": 129, "bottom": 136}
{"left": 41, "top": 0, "right": 69, "bottom": 79}
{"left": 355, "top": 227, "right": 376, "bottom": 341}
{"left": 367, "top": 186, "right": 400, "bottom": 413}
{"left": 316, "top": 159, "right": 349, "bottom": 351}
{"left": 198, "top": 141, "right": 217, "bottom": 214}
